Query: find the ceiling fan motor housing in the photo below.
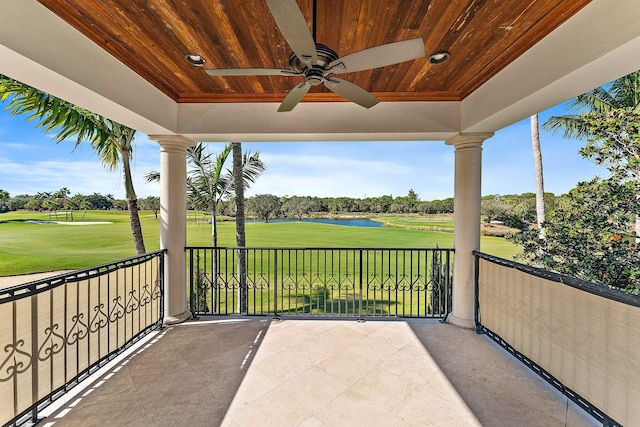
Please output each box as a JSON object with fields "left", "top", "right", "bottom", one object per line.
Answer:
{"left": 288, "top": 43, "right": 339, "bottom": 74}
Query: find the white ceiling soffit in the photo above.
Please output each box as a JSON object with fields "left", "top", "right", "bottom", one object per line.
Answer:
{"left": 0, "top": 1, "right": 638, "bottom": 142}
{"left": 176, "top": 101, "right": 461, "bottom": 142}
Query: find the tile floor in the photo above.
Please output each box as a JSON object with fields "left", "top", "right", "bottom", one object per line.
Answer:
{"left": 40, "top": 317, "right": 597, "bottom": 426}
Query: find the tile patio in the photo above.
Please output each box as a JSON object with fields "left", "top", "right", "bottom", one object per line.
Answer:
{"left": 40, "top": 317, "right": 596, "bottom": 426}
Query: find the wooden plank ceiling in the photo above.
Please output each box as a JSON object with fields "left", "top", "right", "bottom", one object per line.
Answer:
{"left": 37, "top": 0, "right": 590, "bottom": 104}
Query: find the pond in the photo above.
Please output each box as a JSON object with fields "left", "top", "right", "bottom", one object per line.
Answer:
{"left": 247, "top": 218, "right": 383, "bottom": 227}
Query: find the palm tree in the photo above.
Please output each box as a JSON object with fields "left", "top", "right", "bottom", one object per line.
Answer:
{"left": 0, "top": 75, "right": 147, "bottom": 253}
{"left": 187, "top": 142, "right": 233, "bottom": 248}
{"left": 189, "top": 142, "right": 264, "bottom": 315}
{"left": 35, "top": 191, "right": 54, "bottom": 219}
{"left": 146, "top": 142, "right": 265, "bottom": 313}
{"left": 531, "top": 114, "right": 545, "bottom": 239}
{"left": 147, "top": 142, "right": 265, "bottom": 247}
{"left": 54, "top": 187, "right": 71, "bottom": 220}
{"left": 543, "top": 70, "right": 640, "bottom": 237}
{"left": 232, "top": 142, "right": 247, "bottom": 313}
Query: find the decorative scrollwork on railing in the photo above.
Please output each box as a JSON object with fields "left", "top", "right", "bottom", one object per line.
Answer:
{"left": 280, "top": 272, "right": 297, "bottom": 288}
{"left": 341, "top": 272, "right": 354, "bottom": 287}
{"left": 140, "top": 284, "right": 152, "bottom": 306}
{"left": 381, "top": 274, "right": 398, "bottom": 291}
{"left": 409, "top": 279, "right": 427, "bottom": 292}
{"left": 251, "top": 282, "right": 270, "bottom": 292}
{"left": 0, "top": 340, "right": 32, "bottom": 382}
{"left": 325, "top": 272, "right": 339, "bottom": 287}
{"left": 125, "top": 290, "right": 139, "bottom": 314}
{"left": 66, "top": 313, "right": 88, "bottom": 345}
{"left": 151, "top": 279, "right": 162, "bottom": 300}
{"left": 397, "top": 274, "right": 413, "bottom": 291}
{"left": 38, "top": 324, "right": 65, "bottom": 361}
{"left": 367, "top": 275, "right": 384, "bottom": 292}
{"left": 89, "top": 303, "right": 109, "bottom": 332}
{"left": 109, "top": 296, "right": 126, "bottom": 321}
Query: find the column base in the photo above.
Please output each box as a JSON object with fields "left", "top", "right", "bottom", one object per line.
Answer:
{"left": 164, "top": 310, "right": 192, "bottom": 325}
{"left": 445, "top": 313, "right": 476, "bottom": 329}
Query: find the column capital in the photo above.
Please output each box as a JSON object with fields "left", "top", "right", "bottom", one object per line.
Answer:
{"left": 445, "top": 132, "right": 494, "bottom": 149}
{"left": 148, "top": 134, "right": 195, "bottom": 152}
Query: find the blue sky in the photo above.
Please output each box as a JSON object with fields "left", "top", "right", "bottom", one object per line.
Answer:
{"left": 0, "top": 102, "right": 606, "bottom": 201}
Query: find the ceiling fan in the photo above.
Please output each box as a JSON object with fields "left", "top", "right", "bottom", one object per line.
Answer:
{"left": 205, "top": 0, "right": 425, "bottom": 112}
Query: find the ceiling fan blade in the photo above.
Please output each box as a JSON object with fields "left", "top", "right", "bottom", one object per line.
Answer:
{"left": 327, "top": 38, "right": 425, "bottom": 74}
{"left": 278, "top": 81, "right": 311, "bottom": 112}
{"left": 265, "top": 0, "right": 317, "bottom": 65}
{"left": 324, "top": 78, "right": 379, "bottom": 109}
{"left": 205, "top": 68, "right": 298, "bottom": 76}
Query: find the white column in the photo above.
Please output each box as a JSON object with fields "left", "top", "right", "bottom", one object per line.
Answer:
{"left": 149, "top": 135, "right": 195, "bottom": 325}
{"left": 445, "top": 132, "right": 493, "bottom": 329}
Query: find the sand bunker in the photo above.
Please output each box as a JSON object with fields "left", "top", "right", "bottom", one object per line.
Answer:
{"left": 23, "top": 220, "right": 112, "bottom": 225}
{"left": 54, "top": 221, "right": 112, "bottom": 225}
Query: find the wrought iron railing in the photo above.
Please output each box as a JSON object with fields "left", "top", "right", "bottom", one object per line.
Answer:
{"left": 0, "top": 251, "right": 165, "bottom": 427}
{"left": 474, "top": 251, "right": 640, "bottom": 427}
{"left": 187, "top": 247, "right": 453, "bottom": 319}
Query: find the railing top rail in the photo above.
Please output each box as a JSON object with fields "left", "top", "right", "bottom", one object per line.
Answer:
{"left": 186, "top": 246, "right": 454, "bottom": 251}
{"left": 0, "top": 249, "right": 166, "bottom": 303}
{"left": 474, "top": 250, "right": 640, "bottom": 308}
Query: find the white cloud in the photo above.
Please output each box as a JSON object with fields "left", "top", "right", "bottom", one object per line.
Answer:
{"left": 0, "top": 157, "right": 161, "bottom": 198}
{"left": 0, "top": 142, "right": 32, "bottom": 150}
{"left": 245, "top": 148, "right": 452, "bottom": 199}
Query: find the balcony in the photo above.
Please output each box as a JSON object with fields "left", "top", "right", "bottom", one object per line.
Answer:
{"left": 3, "top": 2, "right": 640, "bottom": 425}
{"left": 4, "top": 248, "right": 638, "bottom": 426}
{"left": 30, "top": 317, "right": 596, "bottom": 427}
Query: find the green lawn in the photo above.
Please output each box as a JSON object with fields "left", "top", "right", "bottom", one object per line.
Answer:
{"left": 376, "top": 214, "right": 455, "bottom": 231}
{"left": 0, "top": 211, "right": 519, "bottom": 276}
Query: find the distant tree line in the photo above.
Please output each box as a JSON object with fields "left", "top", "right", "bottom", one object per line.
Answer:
{"left": 241, "top": 190, "right": 453, "bottom": 221}
{"left": 242, "top": 190, "right": 555, "bottom": 225}
{"left": 2, "top": 187, "right": 556, "bottom": 228}
{"left": 0, "top": 188, "right": 159, "bottom": 219}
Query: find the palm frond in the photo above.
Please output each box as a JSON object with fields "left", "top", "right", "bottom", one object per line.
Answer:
{"left": 548, "top": 71, "right": 640, "bottom": 140}
{"left": 0, "top": 75, "right": 128, "bottom": 168}
{"left": 542, "top": 115, "right": 592, "bottom": 139}
{"left": 145, "top": 171, "right": 160, "bottom": 183}
{"left": 241, "top": 151, "right": 266, "bottom": 186}
{"left": 571, "top": 90, "right": 616, "bottom": 113}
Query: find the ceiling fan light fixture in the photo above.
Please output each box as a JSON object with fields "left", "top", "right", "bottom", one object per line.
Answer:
{"left": 429, "top": 51, "right": 450, "bottom": 64}
{"left": 185, "top": 54, "right": 206, "bottom": 66}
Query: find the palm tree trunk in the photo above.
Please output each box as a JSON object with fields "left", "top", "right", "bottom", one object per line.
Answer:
{"left": 531, "top": 114, "right": 546, "bottom": 240}
{"left": 211, "top": 208, "right": 219, "bottom": 313}
{"left": 122, "top": 150, "right": 146, "bottom": 254}
{"left": 233, "top": 142, "right": 248, "bottom": 314}
{"left": 127, "top": 197, "right": 146, "bottom": 254}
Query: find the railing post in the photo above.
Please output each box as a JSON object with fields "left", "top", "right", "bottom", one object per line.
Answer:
{"left": 273, "top": 249, "right": 279, "bottom": 320}
{"left": 188, "top": 249, "right": 194, "bottom": 316}
{"left": 358, "top": 249, "right": 364, "bottom": 322}
{"left": 30, "top": 289, "right": 39, "bottom": 424}
{"left": 474, "top": 251, "right": 483, "bottom": 334}
{"left": 159, "top": 250, "right": 165, "bottom": 322}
